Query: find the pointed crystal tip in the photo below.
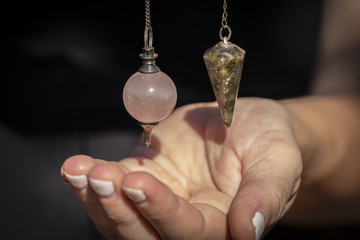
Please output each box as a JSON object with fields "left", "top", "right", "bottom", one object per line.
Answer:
{"left": 139, "top": 122, "right": 158, "bottom": 147}
{"left": 203, "top": 41, "right": 245, "bottom": 127}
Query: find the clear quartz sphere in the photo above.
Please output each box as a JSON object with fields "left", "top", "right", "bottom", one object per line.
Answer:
{"left": 123, "top": 71, "right": 177, "bottom": 124}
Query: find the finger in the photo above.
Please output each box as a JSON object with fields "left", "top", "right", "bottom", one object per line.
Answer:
{"left": 61, "top": 155, "right": 98, "bottom": 202}
{"left": 228, "top": 144, "right": 302, "bottom": 240}
{"left": 87, "top": 163, "right": 159, "bottom": 240}
{"left": 121, "top": 171, "right": 229, "bottom": 240}
{"left": 61, "top": 155, "right": 117, "bottom": 238}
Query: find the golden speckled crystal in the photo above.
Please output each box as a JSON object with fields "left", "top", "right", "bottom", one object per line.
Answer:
{"left": 203, "top": 40, "right": 245, "bottom": 127}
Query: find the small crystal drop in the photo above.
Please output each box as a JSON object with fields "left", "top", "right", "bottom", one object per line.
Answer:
{"left": 140, "top": 123, "right": 157, "bottom": 147}
{"left": 203, "top": 41, "right": 245, "bottom": 127}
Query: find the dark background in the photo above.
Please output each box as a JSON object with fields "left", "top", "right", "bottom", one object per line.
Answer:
{"left": 2, "top": 0, "right": 320, "bottom": 135}
{"left": 2, "top": 1, "right": 359, "bottom": 239}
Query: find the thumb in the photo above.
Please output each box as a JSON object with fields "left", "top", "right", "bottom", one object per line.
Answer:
{"left": 229, "top": 146, "right": 302, "bottom": 240}
{"left": 121, "top": 171, "right": 228, "bottom": 239}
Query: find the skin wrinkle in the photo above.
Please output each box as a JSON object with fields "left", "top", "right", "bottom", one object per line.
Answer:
{"left": 225, "top": 145, "right": 243, "bottom": 195}
{"left": 189, "top": 189, "right": 231, "bottom": 214}
{"left": 192, "top": 203, "right": 228, "bottom": 239}
{"left": 118, "top": 161, "right": 130, "bottom": 174}
{"left": 244, "top": 129, "right": 298, "bottom": 173}
{"left": 187, "top": 113, "right": 229, "bottom": 197}
{"left": 282, "top": 180, "right": 302, "bottom": 217}
{"left": 182, "top": 137, "right": 214, "bottom": 195}
{"left": 145, "top": 146, "right": 212, "bottom": 200}
{"left": 155, "top": 195, "right": 182, "bottom": 239}
{"left": 271, "top": 168, "right": 302, "bottom": 221}
{"left": 216, "top": 145, "right": 242, "bottom": 198}
{"left": 122, "top": 157, "right": 190, "bottom": 199}
{"left": 162, "top": 199, "right": 207, "bottom": 240}
{"left": 189, "top": 161, "right": 216, "bottom": 197}
{"left": 186, "top": 141, "right": 215, "bottom": 195}
{"left": 203, "top": 117, "right": 223, "bottom": 195}
{"left": 242, "top": 134, "right": 269, "bottom": 174}
{"left": 204, "top": 143, "right": 219, "bottom": 197}
{"left": 160, "top": 151, "right": 192, "bottom": 197}
{"left": 242, "top": 143, "right": 302, "bottom": 224}
{"left": 161, "top": 116, "right": 212, "bottom": 195}
{"left": 192, "top": 204, "right": 211, "bottom": 240}
{"left": 204, "top": 123, "right": 243, "bottom": 199}
{"left": 272, "top": 185, "right": 288, "bottom": 221}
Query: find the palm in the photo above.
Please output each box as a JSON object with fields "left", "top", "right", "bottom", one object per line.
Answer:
{"left": 63, "top": 98, "right": 302, "bottom": 240}
{"left": 117, "top": 98, "right": 301, "bottom": 239}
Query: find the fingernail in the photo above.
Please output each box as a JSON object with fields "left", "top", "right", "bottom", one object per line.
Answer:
{"left": 122, "top": 187, "right": 146, "bottom": 203}
{"left": 89, "top": 178, "right": 115, "bottom": 197}
{"left": 64, "top": 172, "right": 88, "bottom": 189}
{"left": 252, "top": 212, "right": 266, "bottom": 240}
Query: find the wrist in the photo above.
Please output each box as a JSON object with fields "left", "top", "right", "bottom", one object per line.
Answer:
{"left": 280, "top": 95, "right": 360, "bottom": 184}
{"left": 279, "top": 96, "right": 330, "bottom": 184}
{"left": 279, "top": 95, "right": 360, "bottom": 224}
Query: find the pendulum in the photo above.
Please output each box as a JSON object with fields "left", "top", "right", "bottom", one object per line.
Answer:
{"left": 203, "top": 0, "right": 245, "bottom": 128}
{"left": 123, "top": 0, "right": 177, "bottom": 147}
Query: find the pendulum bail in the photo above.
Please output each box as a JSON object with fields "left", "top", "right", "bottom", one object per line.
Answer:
{"left": 144, "top": 0, "right": 153, "bottom": 52}
{"left": 219, "top": 0, "right": 232, "bottom": 43}
{"left": 139, "top": 27, "right": 160, "bottom": 74}
{"left": 139, "top": 0, "right": 160, "bottom": 74}
{"left": 219, "top": 25, "right": 232, "bottom": 43}
{"left": 144, "top": 26, "right": 153, "bottom": 51}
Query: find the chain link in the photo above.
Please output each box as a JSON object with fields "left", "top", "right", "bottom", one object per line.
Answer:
{"left": 145, "top": 0, "right": 151, "bottom": 30}
{"left": 144, "top": 0, "right": 153, "bottom": 50}
{"left": 221, "top": 0, "right": 228, "bottom": 28}
{"left": 219, "top": 0, "right": 232, "bottom": 41}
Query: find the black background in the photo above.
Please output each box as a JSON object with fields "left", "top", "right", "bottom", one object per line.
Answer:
{"left": 3, "top": 0, "right": 320, "bottom": 134}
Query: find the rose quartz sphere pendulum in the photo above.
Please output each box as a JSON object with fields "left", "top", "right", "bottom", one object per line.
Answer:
{"left": 123, "top": 71, "right": 177, "bottom": 124}
{"left": 123, "top": 71, "right": 177, "bottom": 147}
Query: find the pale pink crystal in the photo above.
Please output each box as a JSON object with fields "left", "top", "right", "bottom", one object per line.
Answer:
{"left": 123, "top": 71, "right": 177, "bottom": 124}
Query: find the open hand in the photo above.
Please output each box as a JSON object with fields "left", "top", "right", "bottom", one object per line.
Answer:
{"left": 61, "top": 98, "right": 302, "bottom": 240}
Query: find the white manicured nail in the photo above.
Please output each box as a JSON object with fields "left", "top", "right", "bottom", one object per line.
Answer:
{"left": 122, "top": 187, "right": 146, "bottom": 203}
{"left": 89, "top": 178, "right": 115, "bottom": 197}
{"left": 252, "top": 212, "right": 266, "bottom": 240}
{"left": 64, "top": 172, "right": 88, "bottom": 189}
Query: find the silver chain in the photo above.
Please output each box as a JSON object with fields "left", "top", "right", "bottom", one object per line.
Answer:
{"left": 221, "top": 0, "right": 228, "bottom": 28}
{"left": 145, "top": 0, "right": 151, "bottom": 30}
{"left": 219, "top": 0, "right": 232, "bottom": 41}
{"left": 144, "top": 0, "right": 153, "bottom": 50}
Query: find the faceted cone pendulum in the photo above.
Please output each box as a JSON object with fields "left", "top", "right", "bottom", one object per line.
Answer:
{"left": 203, "top": 40, "right": 245, "bottom": 127}
{"left": 203, "top": 0, "right": 246, "bottom": 128}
